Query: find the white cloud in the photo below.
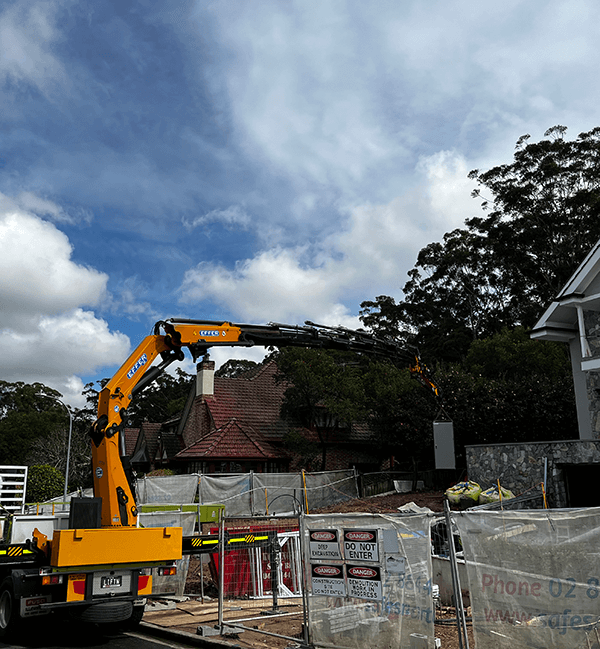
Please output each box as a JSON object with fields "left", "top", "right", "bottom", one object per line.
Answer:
{"left": 196, "top": 0, "right": 600, "bottom": 223}
{"left": 0, "top": 309, "right": 130, "bottom": 407}
{"left": 179, "top": 151, "right": 475, "bottom": 325}
{"left": 182, "top": 205, "right": 251, "bottom": 230}
{"left": 0, "top": 1, "right": 70, "bottom": 100}
{"left": 0, "top": 196, "right": 130, "bottom": 407}
{"left": 14, "top": 191, "right": 92, "bottom": 225}
{"left": 0, "top": 201, "right": 107, "bottom": 330}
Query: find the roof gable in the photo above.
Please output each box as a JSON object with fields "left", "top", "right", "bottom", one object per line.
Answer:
{"left": 175, "top": 418, "right": 288, "bottom": 460}
{"left": 124, "top": 428, "right": 140, "bottom": 456}
{"left": 532, "top": 239, "right": 600, "bottom": 342}
{"left": 135, "top": 422, "right": 162, "bottom": 461}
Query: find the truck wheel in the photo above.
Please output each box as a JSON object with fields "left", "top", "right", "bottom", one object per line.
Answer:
{"left": 0, "top": 579, "right": 19, "bottom": 638}
{"left": 126, "top": 605, "right": 145, "bottom": 628}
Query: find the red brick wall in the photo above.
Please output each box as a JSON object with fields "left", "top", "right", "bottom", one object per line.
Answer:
{"left": 182, "top": 398, "right": 213, "bottom": 448}
{"left": 288, "top": 444, "right": 381, "bottom": 472}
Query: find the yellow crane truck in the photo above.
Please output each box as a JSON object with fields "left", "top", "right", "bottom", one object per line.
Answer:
{"left": 0, "top": 319, "right": 438, "bottom": 635}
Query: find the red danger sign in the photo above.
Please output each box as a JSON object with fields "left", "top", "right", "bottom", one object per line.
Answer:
{"left": 345, "top": 531, "right": 375, "bottom": 542}
{"left": 313, "top": 565, "right": 342, "bottom": 577}
{"left": 348, "top": 566, "right": 378, "bottom": 579}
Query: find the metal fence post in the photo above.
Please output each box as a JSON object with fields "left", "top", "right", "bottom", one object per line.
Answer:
{"left": 444, "top": 498, "right": 469, "bottom": 649}
{"left": 298, "top": 513, "right": 311, "bottom": 647}
{"left": 269, "top": 536, "right": 280, "bottom": 613}
{"left": 218, "top": 508, "right": 225, "bottom": 634}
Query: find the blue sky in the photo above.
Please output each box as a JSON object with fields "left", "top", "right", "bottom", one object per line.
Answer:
{"left": 2, "top": 0, "right": 600, "bottom": 407}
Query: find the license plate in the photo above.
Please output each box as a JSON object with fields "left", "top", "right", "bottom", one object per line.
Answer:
{"left": 101, "top": 576, "right": 122, "bottom": 589}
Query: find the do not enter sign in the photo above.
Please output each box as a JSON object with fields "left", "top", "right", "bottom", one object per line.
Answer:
{"left": 343, "top": 529, "right": 379, "bottom": 562}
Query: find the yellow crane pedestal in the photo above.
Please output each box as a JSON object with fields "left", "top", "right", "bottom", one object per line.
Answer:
{"left": 50, "top": 526, "right": 183, "bottom": 568}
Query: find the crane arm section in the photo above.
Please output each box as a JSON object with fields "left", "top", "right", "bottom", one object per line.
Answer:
{"left": 92, "top": 319, "right": 438, "bottom": 527}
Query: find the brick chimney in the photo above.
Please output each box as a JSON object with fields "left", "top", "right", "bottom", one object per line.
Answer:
{"left": 196, "top": 354, "right": 215, "bottom": 399}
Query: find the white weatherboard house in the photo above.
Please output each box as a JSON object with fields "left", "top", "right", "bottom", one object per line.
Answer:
{"left": 531, "top": 239, "right": 600, "bottom": 439}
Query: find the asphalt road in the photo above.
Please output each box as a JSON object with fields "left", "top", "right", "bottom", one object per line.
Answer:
{"left": 0, "top": 621, "right": 204, "bottom": 649}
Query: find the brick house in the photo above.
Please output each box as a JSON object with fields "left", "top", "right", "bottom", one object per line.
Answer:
{"left": 127, "top": 356, "right": 382, "bottom": 474}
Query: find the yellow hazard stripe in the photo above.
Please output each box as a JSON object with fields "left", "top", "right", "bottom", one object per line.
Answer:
{"left": 0, "top": 547, "right": 33, "bottom": 557}
{"left": 190, "top": 538, "right": 219, "bottom": 548}
{"left": 228, "top": 535, "right": 269, "bottom": 544}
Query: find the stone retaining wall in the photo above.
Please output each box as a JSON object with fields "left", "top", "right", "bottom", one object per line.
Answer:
{"left": 466, "top": 440, "right": 600, "bottom": 508}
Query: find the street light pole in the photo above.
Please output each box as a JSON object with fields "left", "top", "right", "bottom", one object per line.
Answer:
{"left": 62, "top": 402, "right": 73, "bottom": 506}
{"left": 39, "top": 394, "right": 73, "bottom": 508}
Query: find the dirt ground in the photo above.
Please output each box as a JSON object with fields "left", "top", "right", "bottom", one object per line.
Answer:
{"left": 149, "top": 491, "right": 471, "bottom": 649}
{"left": 314, "top": 490, "right": 448, "bottom": 514}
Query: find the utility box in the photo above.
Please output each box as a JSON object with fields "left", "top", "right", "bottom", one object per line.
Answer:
{"left": 433, "top": 421, "right": 455, "bottom": 470}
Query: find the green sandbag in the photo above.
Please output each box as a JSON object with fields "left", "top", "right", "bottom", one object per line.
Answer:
{"left": 479, "top": 484, "right": 515, "bottom": 504}
{"left": 445, "top": 480, "right": 482, "bottom": 505}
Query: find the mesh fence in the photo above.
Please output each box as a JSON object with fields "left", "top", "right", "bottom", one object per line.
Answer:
{"left": 454, "top": 507, "right": 600, "bottom": 649}
{"left": 303, "top": 512, "right": 436, "bottom": 648}
{"left": 199, "top": 474, "right": 252, "bottom": 516}
{"left": 136, "top": 470, "right": 360, "bottom": 516}
{"left": 255, "top": 470, "right": 359, "bottom": 514}
{"left": 213, "top": 516, "right": 302, "bottom": 600}
{"left": 139, "top": 510, "right": 196, "bottom": 596}
{"left": 137, "top": 474, "right": 199, "bottom": 504}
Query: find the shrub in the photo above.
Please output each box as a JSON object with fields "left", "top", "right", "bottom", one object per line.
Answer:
{"left": 26, "top": 465, "right": 64, "bottom": 503}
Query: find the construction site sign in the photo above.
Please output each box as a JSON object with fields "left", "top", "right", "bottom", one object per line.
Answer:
{"left": 309, "top": 529, "right": 342, "bottom": 560}
{"left": 310, "top": 563, "right": 346, "bottom": 597}
{"left": 343, "top": 529, "right": 379, "bottom": 562}
{"left": 345, "top": 564, "right": 383, "bottom": 601}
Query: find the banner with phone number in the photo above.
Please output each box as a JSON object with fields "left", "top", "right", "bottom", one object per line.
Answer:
{"left": 455, "top": 507, "right": 600, "bottom": 649}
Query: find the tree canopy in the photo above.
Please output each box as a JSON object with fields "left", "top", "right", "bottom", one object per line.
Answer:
{"left": 361, "top": 126, "right": 600, "bottom": 361}
{"left": 0, "top": 381, "right": 69, "bottom": 466}
{"left": 215, "top": 359, "right": 260, "bottom": 378}
{"left": 83, "top": 368, "right": 193, "bottom": 429}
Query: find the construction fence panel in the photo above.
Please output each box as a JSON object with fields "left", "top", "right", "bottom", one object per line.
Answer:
{"left": 249, "top": 470, "right": 360, "bottom": 515}
{"left": 134, "top": 470, "right": 359, "bottom": 517}
{"left": 214, "top": 515, "right": 306, "bottom": 644}
{"left": 454, "top": 507, "right": 600, "bottom": 649}
{"left": 216, "top": 516, "right": 302, "bottom": 600}
{"left": 303, "top": 470, "right": 359, "bottom": 511}
{"left": 253, "top": 473, "right": 305, "bottom": 515}
{"left": 303, "top": 512, "right": 436, "bottom": 649}
{"left": 137, "top": 474, "right": 199, "bottom": 504}
{"left": 139, "top": 510, "right": 196, "bottom": 596}
{"left": 199, "top": 474, "right": 252, "bottom": 517}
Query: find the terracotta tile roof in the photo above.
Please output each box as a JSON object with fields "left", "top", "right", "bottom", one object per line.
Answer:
{"left": 161, "top": 430, "right": 184, "bottom": 458}
{"left": 208, "top": 362, "right": 289, "bottom": 441}
{"left": 124, "top": 428, "right": 140, "bottom": 456}
{"left": 139, "top": 422, "right": 162, "bottom": 460}
{"left": 175, "top": 418, "right": 289, "bottom": 460}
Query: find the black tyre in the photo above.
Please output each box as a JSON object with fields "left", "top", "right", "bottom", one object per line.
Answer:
{"left": 125, "top": 605, "right": 145, "bottom": 628}
{"left": 0, "top": 578, "right": 20, "bottom": 638}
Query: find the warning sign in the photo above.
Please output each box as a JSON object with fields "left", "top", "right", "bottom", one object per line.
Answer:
{"left": 343, "top": 529, "right": 379, "bottom": 562}
{"left": 309, "top": 529, "right": 342, "bottom": 560}
{"left": 310, "top": 563, "right": 346, "bottom": 597}
{"left": 346, "top": 564, "right": 383, "bottom": 601}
